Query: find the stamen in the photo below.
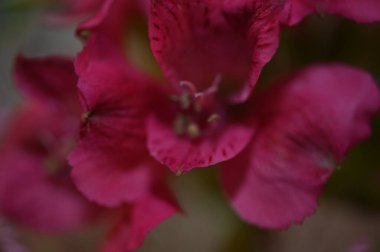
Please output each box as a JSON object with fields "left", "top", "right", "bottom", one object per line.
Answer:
{"left": 207, "top": 113, "right": 220, "bottom": 123}
{"left": 171, "top": 75, "right": 223, "bottom": 139}
{"left": 194, "top": 74, "right": 222, "bottom": 99}
{"left": 82, "top": 111, "right": 91, "bottom": 123}
{"left": 209, "top": 74, "right": 222, "bottom": 93}
{"left": 179, "top": 80, "right": 197, "bottom": 94}
{"left": 180, "top": 92, "right": 191, "bottom": 110}
{"left": 173, "top": 114, "right": 187, "bottom": 135}
{"left": 187, "top": 123, "right": 201, "bottom": 138}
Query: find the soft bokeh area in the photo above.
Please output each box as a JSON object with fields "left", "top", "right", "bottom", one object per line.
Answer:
{"left": 0, "top": 0, "right": 379, "bottom": 251}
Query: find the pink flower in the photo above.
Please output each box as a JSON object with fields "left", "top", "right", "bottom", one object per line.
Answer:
{"left": 72, "top": 0, "right": 277, "bottom": 176}
{"left": 146, "top": 0, "right": 380, "bottom": 174}
{"left": 146, "top": 81, "right": 255, "bottom": 174}
{"left": 0, "top": 54, "right": 180, "bottom": 251}
{"left": 282, "top": 0, "right": 380, "bottom": 25}
{"left": 72, "top": 0, "right": 380, "bottom": 230}
{"left": 60, "top": 2, "right": 181, "bottom": 249}
{"left": 147, "top": 0, "right": 380, "bottom": 174}
{"left": 70, "top": 29, "right": 181, "bottom": 252}
{"left": 0, "top": 55, "right": 98, "bottom": 232}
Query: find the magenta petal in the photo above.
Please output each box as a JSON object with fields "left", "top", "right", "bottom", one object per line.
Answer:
{"left": 72, "top": 38, "right": 162, "bottom": 206}
{"left": 75, "top": 48, "right": 155, "bottom": 151}
{"left": 14, "top": 55, "right": 78, "bottom": 111}
{"left": 0, "top": 105, "right": 98, "bottom": 232}
{"left": 283, "top": 0, "right": 380, "bottom": 25}
{"left": 76, "top": 0, "right": 149, "bottom": 54}
{"left": 149, "top": 0, "right": 283, "bottom": 101}
{"left": 281, "top": 0, "right": 318, "bottom": 25}
{"left": 221, "top": 148, "right": 331, "bottom": 229}
{"left": 221, "top": 64, "right": 380, "bottom": 229}
{"left": 102, "top": 188, "right": 179, "bottom": 252}
{"left": 326, "top": 0, "right": 380, "bottom": 22}
{"left": 0, "top": 150, "right": 96, "bottom": 232}
{"left": 147, "top": 114, "right": 254, "bottom": 173}
{"left": 69, "top": 144, "right": 152, "bottom": 207}
{"left": 76, "top": 0, "right": 128, "bottom": 48}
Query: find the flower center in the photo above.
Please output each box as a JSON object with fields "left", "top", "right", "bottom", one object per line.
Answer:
{"left": 28, "top": 130, "right": 74, "bottom": 176}
{"left": 170, "top": 75, "right": 223, "bottom": 139}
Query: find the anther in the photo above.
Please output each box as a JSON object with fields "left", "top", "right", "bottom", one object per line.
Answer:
{"left": 187, "top": 122, "right": 201, "bottom": 138}
{"left": 82, "top": 111, "right": 91, "bottom": 123}
{"left": 207, "top": 113, "right": 220, "bottom": 123}
{"left": 173, "top": 114, "right": 187, "bottom": 135}
{"left": 180, "top": 92, "right": 191, "bottom": 110}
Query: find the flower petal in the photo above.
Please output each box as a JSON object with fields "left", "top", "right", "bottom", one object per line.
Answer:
{"left": 76, "top": 0, "right": 149, "bottom": 54}
{"left": 102, "top": 185, "right": 180, "bottom": 252}
{"left": 14, "top": 55, "right": 79, "bottom": 112}
{"left": 76, "top": 0, "right": 129, "bottom": 48}
{"left": 0, "top": 151, "right": 98, "bottom": 232}
{"left": 283, "top": 0, "right": 380, "bottom": 25}
{"left": 147, "top": 112, "right": 254, "bottom": 174}
{"left": 69, "top": 143, "right": 153, "bottom": 207}
{"left": 74, "top": 62, "right": 155, "bottom": 154}
{"left": 149, "top": 0, "right": 284, "bottom": 101}
{"left": 71, "top": 36, "right": 162, "bottom": 206}
{"left": 221, "top": 64, "right": 380, "bottom": 229}
{"left": 0, "top": 106, "right": 98, "bottom": 232}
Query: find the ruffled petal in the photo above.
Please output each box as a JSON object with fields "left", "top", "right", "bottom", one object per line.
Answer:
{"left": 74, "top": 60, "right": 155, "bottom": 154}
{"left": 221, "top": 64, "right": 380, "bottom": 229}
{"left": 14, "top": 55, "right": 79, "bottom": 112}
{"left": 76, "top": 0, "right": 129, "bottom": 48}
{"left": 71, "top": 34, "right": 163, "bottom": 206}
{"left": 0, "top": 151, "right": 97, "bottom": 232}
{"left": 1, "top": 105, "right": 77, "bottom": 159}
{"left": 102, "top": 184, "right": 180, "bottom": 252}
{"left": 326, "top": 0, "right": 380, "bottom": 22}
{"left": 147, "top": 112, "right": 254, "bottom": 174}
{"left": 0, "top": 106, "right": 98, "bottom": 232}
{"left": 283, "top": 0, "right": 380, "bottom": 25}
{"left": 76, "top": 0, "right": 150, "bottom": 54}
{"left": 69, "top": 143, "right": 153, "bottom": 207}
{"left": 149, "top": 0, "right": 284, "bottom": 101}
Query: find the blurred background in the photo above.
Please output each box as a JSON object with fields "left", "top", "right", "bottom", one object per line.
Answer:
{"left": 0, "top": 0, "right": 380, "bottom": 251}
